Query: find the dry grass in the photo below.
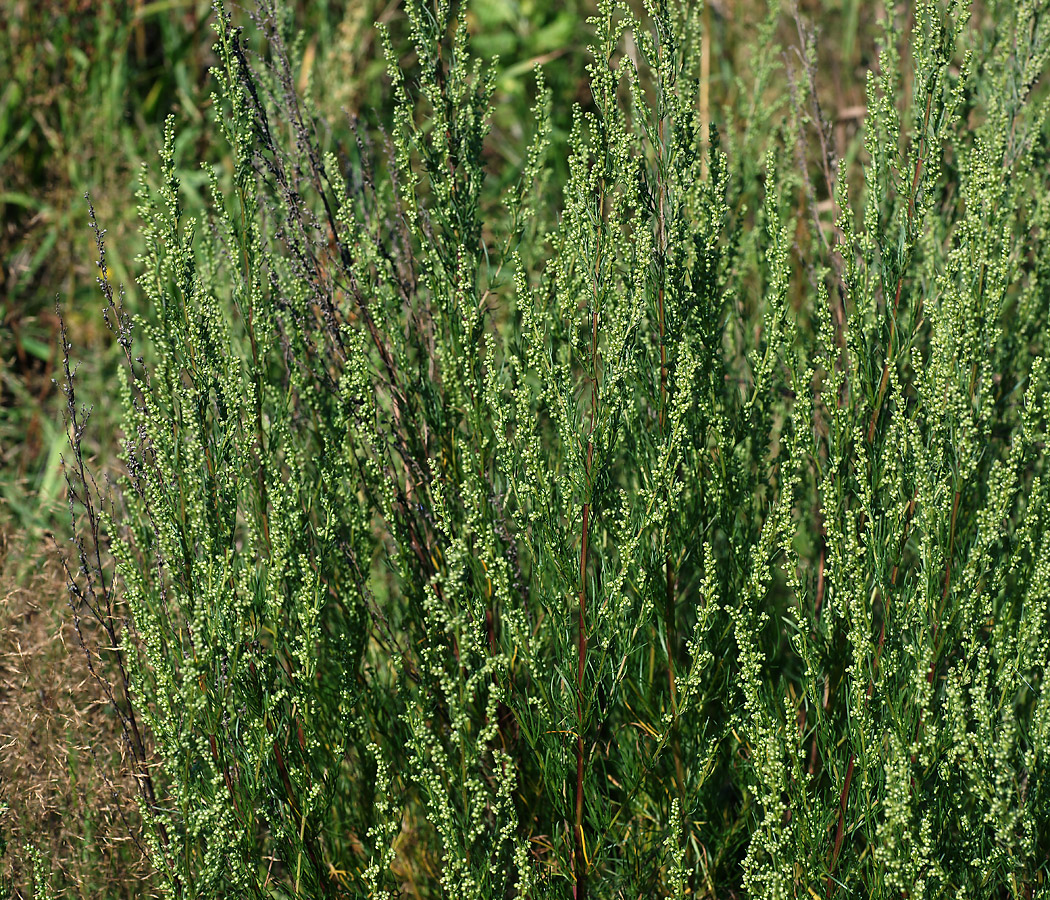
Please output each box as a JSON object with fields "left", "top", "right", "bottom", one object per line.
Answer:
{"left": 0, "top": 529, "right": 155, "bottom": 899}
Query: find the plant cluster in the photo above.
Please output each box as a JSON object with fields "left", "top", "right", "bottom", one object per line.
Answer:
{"left": 62, "top": 0, "right": 1049, "bottom": 896}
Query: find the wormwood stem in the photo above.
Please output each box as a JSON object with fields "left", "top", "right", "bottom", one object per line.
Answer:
{"left": 575, "top": 399, "right": 595, "bottom": 899}
{"left": 914, "top": 485, "right": 961, "bottom": 741}
{"left": 575, "top": 488, "right": 590, "bottom": 900}
{"left": 866, "top": 87, "right": 933, "bottom": 446}
{"left": 61, "top": 215, "right": 174, "bottom": 875}
{"left": 259, "top": 665, "right": 338, "bottom": 898}
{"left": 826, "top": 489, "right": 918, "bottom": 898}
{"left": 655, "top": 90, "right": 686, "bottom": 815}
{"left": 827, "top": 76, "right": 936, "bottom": 900}
{"left": 574, "top": 171, "right": 609, "bottom": 900}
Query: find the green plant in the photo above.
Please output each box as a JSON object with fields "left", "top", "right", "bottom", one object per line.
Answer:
{"left": 63, "top": 0, "right": 1050, "bottom": 897}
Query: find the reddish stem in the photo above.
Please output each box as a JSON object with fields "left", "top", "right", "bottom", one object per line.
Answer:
{"left": 575, "top": 492, "right": 591, "bottom": 900}
{"left": 867, "top": 88, "right": 934, "bottom": 445}
{"left": 575, "top": 193, "right": 603, "bottom": 896}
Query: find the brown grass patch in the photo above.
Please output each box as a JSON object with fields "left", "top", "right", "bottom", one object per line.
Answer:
{"left": 0, "top": 529, "right": 156, "bottom": 899}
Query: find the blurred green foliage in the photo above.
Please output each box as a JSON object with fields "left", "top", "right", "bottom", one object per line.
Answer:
{"left": 2, "top": 0, "right": 215, "bottom": 538}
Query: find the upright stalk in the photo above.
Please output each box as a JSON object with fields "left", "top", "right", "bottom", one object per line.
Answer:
{"left": 656, "top": 106, "right": 686, "bottom": 810}
{"left": 575, "top": 463, "right": 591, "bottom": 900}
{"left": 866, "top": 88, "right": 933, "bottom": 444}
{"left": 828, "top": 81, "right": 935, "bottom": 899}
{"left": 575, "top": 187, "right": 604, "bottom": 900}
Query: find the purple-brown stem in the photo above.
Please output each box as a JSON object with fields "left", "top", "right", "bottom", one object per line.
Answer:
{"left": 655, "top": 98, "right": 686, "bottom": 807}
{"left": 867, "top": 88, "right": 933, "bottom": 445}
{"left": 826, "top": 84, "right": 935, "bottom": 897}
{"left": 575, "top": 491, "right": 591, "bottom": 900}
{"left": 575, "top": 183, "right": 606, "bottom": 898}
{"left": 826, "top": 489, "right": 917, "bottom": 898}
